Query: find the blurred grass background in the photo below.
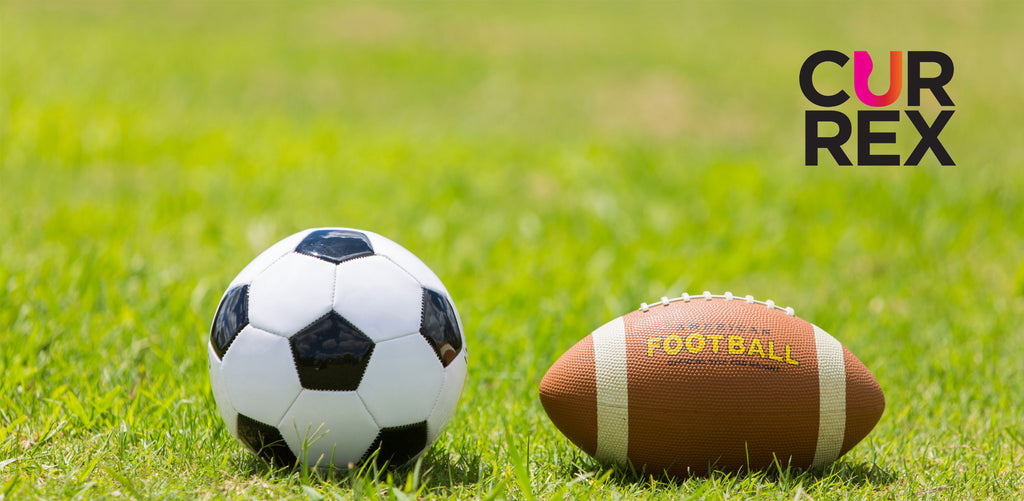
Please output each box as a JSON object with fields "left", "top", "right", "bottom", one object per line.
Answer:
{"left": 2, "top": 1, "right": 1023, "bottom": 498}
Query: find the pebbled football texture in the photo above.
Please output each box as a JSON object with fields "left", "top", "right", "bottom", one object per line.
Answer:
{"left": 539, "top": 294, "right": 884, "bottom": 476}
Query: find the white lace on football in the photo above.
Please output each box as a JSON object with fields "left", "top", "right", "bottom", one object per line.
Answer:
{"left": 638, "top": 291, "right": 796, "bottom": 316}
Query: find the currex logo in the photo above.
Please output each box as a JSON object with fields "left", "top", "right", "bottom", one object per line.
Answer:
{"left": 801, "top": 50, "right": 955, "bottom": 166}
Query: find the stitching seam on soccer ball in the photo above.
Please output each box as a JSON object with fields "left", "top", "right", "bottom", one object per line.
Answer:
{"left": 425, "top": 361, "right": 455, "bottom": 420}
{"left": 638, "top": 291, "right": 796, "bottom": 317}
{"left": 329, "top": 259, "right": 338, "bottom": 316}
{"left": 382, "top": 255, "right": 424, "bottom": 289}
{"left": 382, "top": 255, "right": 430, "bottom": 357}
{"left": 275, "top": 389, "right": 306, "bottom": 432}
{"left": 356, "top": 390, "right": 383, "bottom": 428}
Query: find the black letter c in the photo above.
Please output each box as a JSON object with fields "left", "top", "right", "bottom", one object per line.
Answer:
{"left": 800, "top": 50, "right": 850, "bottom": 107}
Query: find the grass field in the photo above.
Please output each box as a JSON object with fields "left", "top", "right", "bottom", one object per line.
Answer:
{"left": 2, "top": 1, "right": 1023, "bottom": 499}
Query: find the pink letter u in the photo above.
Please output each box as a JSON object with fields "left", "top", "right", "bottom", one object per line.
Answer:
{"left": 854, "top": 51, "right": 902, "bottom": 107}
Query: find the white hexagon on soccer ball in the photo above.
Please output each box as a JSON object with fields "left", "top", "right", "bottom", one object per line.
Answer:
{"left": 278, "top": 390, "right": 380, "bottom": 468}
{"left": 333, "top": 255, "right": 423, "bottom": 343}
{"left": 248, "top": 252, "right": 336, "bottom": 337}
{"left": 220, "top": 325, "right": 304, "bottom": 427}
{"left": 427, "top": 351, "right": 468, "bottom": 444}
{"left": 357, "top": 334, "right": 444, "bottom": 428}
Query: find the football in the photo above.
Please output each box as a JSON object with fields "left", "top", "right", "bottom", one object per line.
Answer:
{"left": 539, "top": 292, "right": 884, "bottom": 476}
{"left": 207, "top": 228, "right": 468, "bottom": 470}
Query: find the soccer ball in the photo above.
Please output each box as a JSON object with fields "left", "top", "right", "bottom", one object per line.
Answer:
{"left": 207, "top": 228, "right": 467, "bottom": 470}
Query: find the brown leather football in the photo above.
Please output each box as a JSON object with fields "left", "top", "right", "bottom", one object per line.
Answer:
{"left": 539, "top": 292, "right": 884, "bottom": 476}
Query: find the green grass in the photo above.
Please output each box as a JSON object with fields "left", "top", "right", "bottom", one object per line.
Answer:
{"left": 3, "top": 1, "right": 1023, "bottom": 499}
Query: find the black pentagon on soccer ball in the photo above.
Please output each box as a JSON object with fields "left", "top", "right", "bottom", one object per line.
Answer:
{"left": 419, "top": 289, "right": 462, "bottom": 367}
{"left": 295, "top": 229, "right": 374, "bottom": 264}
{"left": 289, "top": 311, "right": 375, "bottom": 391}
{"left": 361, "top": 421, "right": 428, "bottom": 468}
{"left": 211, "top": 284, "right": 249, "bottom": 359}
{"left": 236, "top": 413, "right": 296, "bottom": 467}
